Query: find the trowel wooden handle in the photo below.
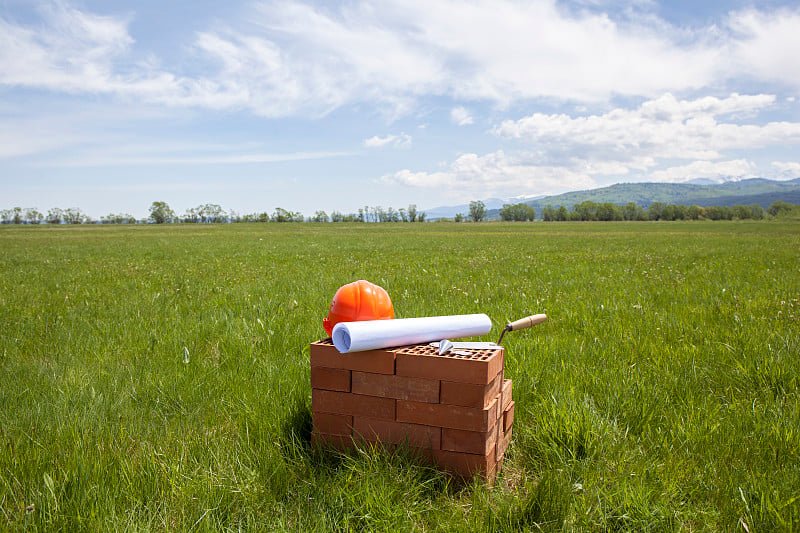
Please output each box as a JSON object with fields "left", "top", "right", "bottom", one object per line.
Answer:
{"left": 508, "top": 314, "right": 547, "bottom": 331}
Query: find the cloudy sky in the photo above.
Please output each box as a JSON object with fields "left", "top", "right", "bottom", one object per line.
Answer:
{"left": 2, "top": 0, "right": 800, "bottom": 219}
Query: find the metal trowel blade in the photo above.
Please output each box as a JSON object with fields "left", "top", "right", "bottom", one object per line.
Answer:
{"left": 430, "top": 341, "right": 502, "bottom": 350}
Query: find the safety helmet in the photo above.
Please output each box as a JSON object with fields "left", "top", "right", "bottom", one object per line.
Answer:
{"left": 323, "top": 280, "right": 395, "bottom": 336}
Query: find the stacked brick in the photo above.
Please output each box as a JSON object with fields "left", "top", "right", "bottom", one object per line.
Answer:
{"left": 310, "top": 338, "right": 514, "bottom": 480}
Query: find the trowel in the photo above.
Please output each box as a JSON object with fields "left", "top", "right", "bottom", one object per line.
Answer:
{"left": 431, "top": 313, "right": 547, "bottom": 355}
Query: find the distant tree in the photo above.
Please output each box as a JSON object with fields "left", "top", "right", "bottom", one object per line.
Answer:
{"left": 272, "top": 207, "right": 303, "bottom": 222}
{"left": 704, "top": 205, "right": 733, "bottom": 220}
{"left": 24, "top": 208, "right": 43, "bottom": 224}
{"left": 622, "top": 202, "right": 647, "bottom": 221}
{"left": 102, "top": 213, "right": 136, "bottom": 224}
{"left": 63, "top": 208, "right": 86, "bottom": 224}
{"left": 418, "top": 211, "right": 427, "bottom": 222}
{"left": 272, "top": 208, "right": 290, "bottom": 222}
{"left": 330, "top": 211, "right": 344, "bottom": 222}
{"left": 733, "top": 204, "right": 751, "bottom": 220}
{"left": 311, "top": 210, "right": 329, "bottom": 223}
{"left": 399, "top": 208, "right": 408, "bottom": 222}
{"left": 541, "top": 205, "right": 555, "bottom": 221}
{"left": 596, "top": 202, "right": 622, "bottom": 221}
{"left": 768, "top": 201, "right": 792, "bottom": 217}
{"left": 648, "top": 202, "right": 665, "bottom": 221}
{"left": 469, "top": 200, "right": 487, "bottom": 222}
{"left": 454, "top": 213, "right": 465, "bottom": 222}
{"left": 182, "top": 207, "right": 200, "bottom": 223}
{"left": 149, "top": 201, "right": 175, "bottom": 224}
{"left": 199, "top": 203, "right": 224, "bottom": 223}
{"left": 768, "top": 201, "right": 800, "bottom": 218}
{"left": 407, "top": 204, "right": 418, "bottom": 223}
{"left": 46, "top": 208, "right": 64, "bottom": 224}
{"left": 555, "top": 205, "right": 569, "bottom": 221}
{"left": 750, "top": 204, "right": 765, "bottom": 220}
{"left": 573, "top": 201, "right": 598, "bottom": 221}
{"left": 687, "top": 205, "right": 705, "bottom": 220}
{"left": 1, "top": 207, "right": 22, "bottom": 224}
{"left": 660, "top": 204, "right": 678, "bottom": 221}
{"left": 499, "top": 202, "right": 535, "bottom": 221}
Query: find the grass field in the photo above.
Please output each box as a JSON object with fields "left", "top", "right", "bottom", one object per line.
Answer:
{"left": 1, "top": 221, "right": 798, "bottom": 531}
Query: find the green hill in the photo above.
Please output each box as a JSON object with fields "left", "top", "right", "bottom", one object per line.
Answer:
{"left": 487, "top": 178, "right": 800, "bottom": 219}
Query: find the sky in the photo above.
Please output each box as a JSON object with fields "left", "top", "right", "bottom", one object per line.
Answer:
{"left": 2, "top": 0, "right": 800, "bottom": 219}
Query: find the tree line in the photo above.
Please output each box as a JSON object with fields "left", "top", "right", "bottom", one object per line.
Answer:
{"left": 538, "top": 201, "right": 774, "bottom": 221}
{"left": 148, "top": 202, "right": 428, "bottom": 224}
{"left": 3, "top": 200, "right": 799, "bottom": 225}
{"left": 457, "top": 200, "right": 797, "bottom": 223}
{"left": 0, "top": 202, "right": 427, "bottom": 224}
{"left": 456, "top": 200, "right": 535, "bottom": 222}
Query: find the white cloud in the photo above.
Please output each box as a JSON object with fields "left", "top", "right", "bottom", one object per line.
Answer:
{"left": 3, "top": 1, "right": 800, "bottom": 117}
{"left": 0, "top": 3, "right": 187, "bottom": 100}
{"left": 363, "top": 133, "right": 412, "bottom": 148}
{"left": 450, "top": 106, "right": 473, "bottom": 126}
{"left": 494, "top": 93, "right": 800, "bottom": 162}
{"left": 726, "top": 9, "right": 800, "bottom": 91}
{"left": 772, "top": 161, "right": 800, "bottom": 171}
{"left": 771, "top": 161, "right": 800, "bottom": 178}
{"left": 382, "top": 150, "right": 596, "bottom": 200}
{"left": 647, "top": 160, "right": 757, "bottom": 183}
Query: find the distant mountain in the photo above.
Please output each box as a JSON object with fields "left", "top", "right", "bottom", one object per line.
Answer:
{"left": 507, "top": 178, "right": 800, "bottom": 219}
{"left": 424, "top": 178, "right": 800, "bottom": 220}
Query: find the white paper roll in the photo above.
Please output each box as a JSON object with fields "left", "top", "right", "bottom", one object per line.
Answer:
{"left": 331, "top": 314, "right": 492, "bottom": 353}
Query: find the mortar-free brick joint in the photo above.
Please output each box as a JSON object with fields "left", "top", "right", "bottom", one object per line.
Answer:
{"left": 310, "top": 339, "right": 514, "bottom": 480}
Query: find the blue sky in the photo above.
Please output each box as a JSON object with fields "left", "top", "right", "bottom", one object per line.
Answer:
{"left": 2, "top": 0, "right": 800, "bottom": 219}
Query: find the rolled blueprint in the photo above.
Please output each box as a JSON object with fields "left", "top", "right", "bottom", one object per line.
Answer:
{"left": 331, "top": 314, "right": 492, "bottom": 353}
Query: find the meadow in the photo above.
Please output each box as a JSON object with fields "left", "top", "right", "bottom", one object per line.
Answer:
{"left": 1, "top": 221, "right": 798, "bottom": 531}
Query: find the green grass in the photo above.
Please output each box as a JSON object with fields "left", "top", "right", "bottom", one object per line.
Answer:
{"left": 1, "top": 221, "right": 798, "bottom": 531}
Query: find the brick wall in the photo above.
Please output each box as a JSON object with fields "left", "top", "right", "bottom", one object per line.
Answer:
{"left": 310, "top": 339, "right": 514, "bottom": 480}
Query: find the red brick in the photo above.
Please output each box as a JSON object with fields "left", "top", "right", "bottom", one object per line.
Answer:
{"left": 441, "top": 427, "right": 497, "bottom": 455}
{"left": 500, "top": 379, "right": 512, "bottom": 412}
{"left": 440, "top": 372, "right": 501, "bottom": 408}
{"left": 354, "top": 417, "right": 441, "bottom": 449}
{"left": 496, "top": 426, "right": 513, "bottom": 462}
{"left": 503, "top": 401, "right": 515, "bottom": 432}
{"left": 310, "top": 339, "right": 397, "bottom": 374}
{"left": 311, "top": 367, "right": 351, "bottom": 392}
{"left": 352, "top": 371, "right": 440, "bottom": 403}
{"left": 312, "top": 389, "right": 396, "bottom": 420}
{"left": 397, "top": 396, "right": 498, "bottom": 432}
{"left": 432, "top": 448, "right": 495, "bottom": 479}
{"left": 313, "top": 412, "right": 353, "bottom": 436}
{"left": 395, "top": 345, "right": 503, "bottom": 385}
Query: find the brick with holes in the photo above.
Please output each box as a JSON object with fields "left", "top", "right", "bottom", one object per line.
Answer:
{"left": 395, "top": 344, "right": 504, "bottom": 385}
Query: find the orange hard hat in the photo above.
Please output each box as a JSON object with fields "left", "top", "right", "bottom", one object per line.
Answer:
{"left": 323, "top": 280, "right": 395, "bottom": 336}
